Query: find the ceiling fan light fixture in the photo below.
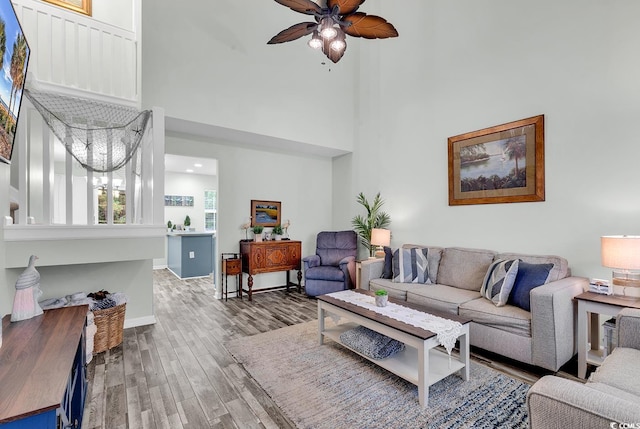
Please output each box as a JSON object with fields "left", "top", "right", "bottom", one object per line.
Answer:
{"left": 330, "top": 39, "right": 345, "bottom": 52}
{"left": 308, "top": 31, "right": 322, "bottom": 49}
{"left": 320, "top": 17, "right": 337, "bottom": 40}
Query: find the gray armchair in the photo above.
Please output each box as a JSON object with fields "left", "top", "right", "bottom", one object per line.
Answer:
{"left": 303, "top": 231, "right": 357, "bottom": 297}
{"left": 527, "top": 307, "right": 640, "bottom": 428}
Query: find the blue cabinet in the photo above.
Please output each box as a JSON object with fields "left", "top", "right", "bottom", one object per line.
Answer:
{"left": 167, "top": 232, "right": 216, "bottom": 278}
{"left": 0, "top": 306, "right": 88, "bottom": 429}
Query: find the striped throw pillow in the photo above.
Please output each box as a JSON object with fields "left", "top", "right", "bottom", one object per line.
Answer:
{"left": 392, "top": 247, "right": 429, "bottom": 283}
{"left": 481, "top": 259, "right": 519, "bottom": 306}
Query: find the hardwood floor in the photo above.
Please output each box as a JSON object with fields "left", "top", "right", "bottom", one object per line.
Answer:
{"left": 82, "top": 269, "right": 581, "bottom": 429}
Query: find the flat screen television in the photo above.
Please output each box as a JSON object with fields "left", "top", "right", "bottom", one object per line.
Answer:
{"left": 0, "top": 0, "right": 29, "bottom": 165}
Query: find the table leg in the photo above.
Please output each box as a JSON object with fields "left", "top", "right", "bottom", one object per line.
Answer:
{"left": 418, "top": 342, "right": 429, "bottom": 407}
{"left": 224, "top": 274, "right": 228, "bottom": 301}
{"left": 318, "top": 303, "right": 325, "bottom": 345}
{"left": 577, "top": 300, "right": 587, "bottom": 379}
{"left": 286, "top": 270, "right": 291, "bottom": 293}
{"left": 248, "top": 274, "right": 253, "bottom": 301}
{"left": 590, "top": 313, "right": 600, "bottom": 351}
{"left": 297, "top": 270, "right": 302, "bottom": 293}
{"left": 459, "top": 326, "right": 470, "bottom": 381}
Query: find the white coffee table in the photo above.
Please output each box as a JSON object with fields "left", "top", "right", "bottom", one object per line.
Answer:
{"left": 317, "top": 290, "right": 471, "bottom": 407}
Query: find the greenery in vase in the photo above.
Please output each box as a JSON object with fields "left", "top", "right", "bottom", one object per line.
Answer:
{"left": 167, "top": 220, "right": 172, "bottom": 229}
{"left": 252, "top": 225, "right": 264, "bottom": 234}
{"left": 351, "top": 192, "right": 391, "bottom": 257}
{"left": 272, "top": 224, "right": 283, "bottom": 235}
{"left": 375, "top": 289, "right": 388, "bottom": 296}
{"left": 184, "top": 215, "right": 191, "bottom": 227}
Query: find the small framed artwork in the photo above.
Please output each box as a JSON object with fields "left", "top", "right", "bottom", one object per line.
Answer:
{"left": 448, "top": 115, "right": 545, "bottom": 206}
{"left": 251, "top": 200, "right": 281, "bottom": 227}
{"left": 42, "top": 0, "right": 92, "bottom": 16}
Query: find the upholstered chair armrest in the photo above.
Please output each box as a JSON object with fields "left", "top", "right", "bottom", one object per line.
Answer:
{"left": 338, "top": 256, "right": 356, "bottom": 289}
{"left": 530, "top": 276, "right": 589, "bottom": 371}
{"left": 359, "top": 258, "right": 384, "bottom": 291}
{"left": 527, "top": 376, "right": 640, "bottom": 428}
{"left": 617, "top": 308, "right": 640, "bottom": 350}
{"left": 303, "top": 255, "right": 320, "bottom": 270}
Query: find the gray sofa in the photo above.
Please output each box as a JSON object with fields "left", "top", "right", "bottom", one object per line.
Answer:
{"left": 359, "top": 245, "right": 588, "bottom": 371}
{"left": 527, "top": 308, "right": 640, "bottom": 428}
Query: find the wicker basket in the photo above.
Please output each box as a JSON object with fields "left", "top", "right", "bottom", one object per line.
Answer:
{"left": 92, "top": 303, "right": 126, "bottom": 354}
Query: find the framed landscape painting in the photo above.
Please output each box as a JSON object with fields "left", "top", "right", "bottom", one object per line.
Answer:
{"left": 251, "top": 200, "right": 281, "bottom": 227}
{"left": 448, "top": 115, "right": 545, "bottom": 206}
{"left": 43, "top": 0, "right": 91, "bottom": 16}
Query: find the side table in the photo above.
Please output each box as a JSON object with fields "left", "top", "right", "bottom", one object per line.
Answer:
{"left": 575, "top": 291, "right": 640, "bottom": 378}
{"left": 221, "top": 253, "right": 242, "bottom": 301}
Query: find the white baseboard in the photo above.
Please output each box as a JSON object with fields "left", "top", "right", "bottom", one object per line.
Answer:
{"left": 153, "top": 264, "right": 168, "bottom": 270}
{"left": 124, "top": 315, "right": 157, "bottom": 329}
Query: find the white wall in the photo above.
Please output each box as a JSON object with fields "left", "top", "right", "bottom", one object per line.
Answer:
{"left": 164, "top": 171, "right": 216, "bottom": 232}
{"left": 165, "top": 133, "right": 333, "bottom": 292}
{"left": 333, "top": 0, "right": 640, "bottom": 279}
{"left": 141, "top": 0, "right": 357, "bottom": 153}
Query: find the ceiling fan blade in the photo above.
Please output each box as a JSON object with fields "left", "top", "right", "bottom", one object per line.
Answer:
{"left": 267, "top": 22, "right": 318, "bottom": 44}
{"left": 342, "top": 13, "right": 399, "bottom": 39}
{"left": 273, "top": 0, "right": 322, "bottom": 15}
{"left": 327, "top": 0, "right": 365, "bottom": 15}
{"left": 322, "top": 37, "right": 347, "bottom": 63}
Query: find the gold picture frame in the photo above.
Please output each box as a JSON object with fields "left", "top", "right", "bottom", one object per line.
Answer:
{"left": 250, "top": 200, "right": 282, "bottom": 227}
{"left": 42, "top": 0, "right": 91, "bottom": 16}
{"left": 448, "top": 115, "right": 545, "bottom": 206}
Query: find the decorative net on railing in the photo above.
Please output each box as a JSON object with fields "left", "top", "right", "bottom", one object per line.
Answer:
{"left": 25, "top": 89, "right": 151, "bottom": 173}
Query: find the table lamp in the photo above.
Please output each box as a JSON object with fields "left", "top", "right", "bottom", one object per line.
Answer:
{"left": 371, "top": 228, "right": 391, "bottom": 259}
{"left": 601, "top": 235, "right": 640, "bottom": 298}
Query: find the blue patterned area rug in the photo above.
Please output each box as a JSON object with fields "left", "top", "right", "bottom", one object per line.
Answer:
{"left": 225, "top": 321, "right": 530, "bottom": 429}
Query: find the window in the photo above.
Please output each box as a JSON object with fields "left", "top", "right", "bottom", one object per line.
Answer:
{"left": 204, "top": 190, "right": 217, "bottom": 231}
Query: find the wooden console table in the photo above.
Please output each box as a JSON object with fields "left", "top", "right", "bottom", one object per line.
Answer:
{"left": 240, "top": 240, "right": 302, "bottom": 301}
{"left": 0, "top": 305, "right": 88, "bottom": 428}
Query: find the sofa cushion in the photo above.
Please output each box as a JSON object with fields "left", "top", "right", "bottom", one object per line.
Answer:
{"left": 496, "top": 252, "right": 568, "bottom": 281}
{"left": 370, "top": 278, "right": 414, "bottom": 301}
{"left": 481, "top": 259, "right": 519, "bottom": 306}
{"left": 392, "top": 247, "right": 429, "bottom": 283}
{"left": 588, "top": 382, "right": 640, "bottom": 404}
{"left": 437, "top": 247, "right": 496, "bottom": 291}
{"left": 316, "top": 230, "right": 357, "bottom": 266}
{"left": 589, "top": 347, "right": 640, "bottom": 397}
{"left": 407, "top": 284, "right": 482, "bottom": 316}
{"left": 402, "top": 245, "right": 443, "bottom": 284}
{"left": 508, "top": 262, "right": 554, "bottom": 311}
{"left": 459, "top": 297, "right": 532, "bottom": 337}
{"left": 305, "top": 266, "right": 345, "bottom": 281}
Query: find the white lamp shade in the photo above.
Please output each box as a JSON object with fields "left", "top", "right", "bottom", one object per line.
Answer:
{"left": 601, "top": 235, "right": 640, "bottom": 270}
{"left": 371, "top": 228, "right": 391, "bottom": 247}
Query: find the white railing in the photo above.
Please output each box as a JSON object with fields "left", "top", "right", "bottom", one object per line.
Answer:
{"left": 4, "top": 105, "right": 165, "bottom": 240}
{"left": 11, "top": 0, "right": 139, "bottom": 105}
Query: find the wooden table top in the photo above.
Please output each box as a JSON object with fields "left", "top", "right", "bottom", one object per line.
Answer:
{"left": 318, "top": 289, "right": 470, "bottom": 341}
{"left": 575, "top": 291, "right": 640, "bottom": 309}
{"left": 0, "top": 305, "right": 88, "bottom": 422}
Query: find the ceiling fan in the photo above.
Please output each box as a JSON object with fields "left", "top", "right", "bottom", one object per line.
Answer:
{"left": 267, "top": 0, "right": 399, "bottom": 63}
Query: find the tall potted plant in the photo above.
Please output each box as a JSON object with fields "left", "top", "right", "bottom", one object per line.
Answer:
{"left": 351, "top": 192, "right": 391, "bottom": 257}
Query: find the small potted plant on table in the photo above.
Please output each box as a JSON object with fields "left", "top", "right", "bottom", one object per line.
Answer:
{"left": 272, "top": 224, "right": 283, "bottom": 240}
{"left": 375, "top": 289, "right": 388, "bottom": 307}
{"left": 252, "top": 225, "right": 264, "bottom": 242}
{"left": 184, "top": 215, "right": 191, "bottom": 231}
